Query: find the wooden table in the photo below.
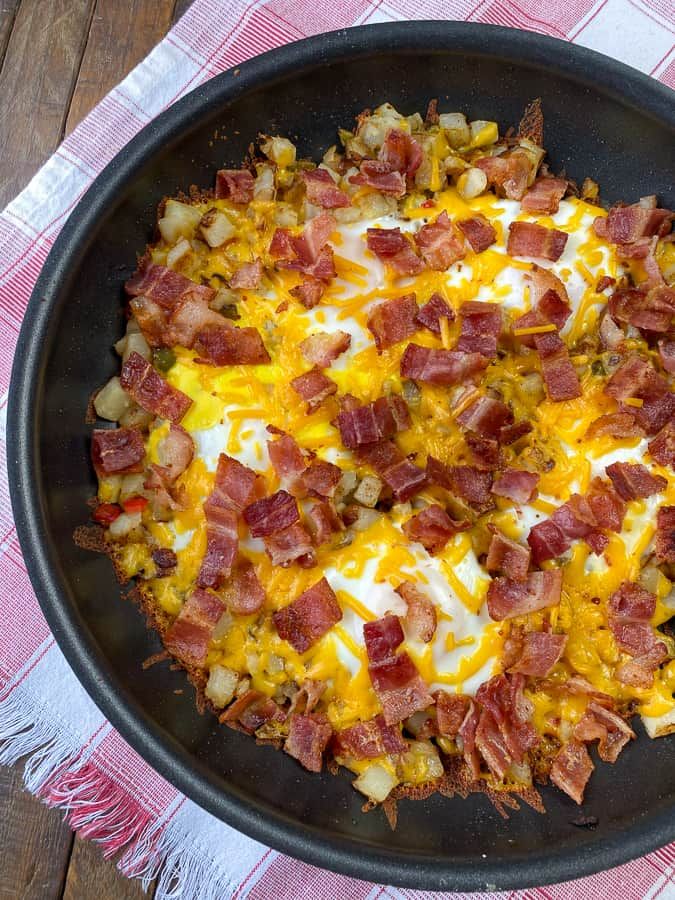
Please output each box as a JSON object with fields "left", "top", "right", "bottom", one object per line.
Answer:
{"left": 0, "top": 2, "right": 192, "bottom": 895}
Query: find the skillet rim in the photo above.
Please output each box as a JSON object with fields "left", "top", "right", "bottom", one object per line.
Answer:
{"left": 7, "top": 20, "right": 675, "bottom": 891}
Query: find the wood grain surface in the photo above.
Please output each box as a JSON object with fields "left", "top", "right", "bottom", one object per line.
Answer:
{"left": 0, "top": 3, "right": 192, "bottom": 896}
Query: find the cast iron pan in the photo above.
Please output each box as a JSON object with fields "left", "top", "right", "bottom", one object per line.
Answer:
{"left": 8, "top": 21, "right": 675, "bottom": 892}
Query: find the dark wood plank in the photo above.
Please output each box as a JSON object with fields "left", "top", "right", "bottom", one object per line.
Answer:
{"left": 0, "top": 0, "right": 94, "bottom": 209}
{"left": 64, "top": 0, "right": 177, "bottom": 135}
{"left": 0, "top": 764, "right": 74, "bottom": 899}
{"left": 0, "top": 0, "right": 20, "bottom": 69}
{"left": 62, "top": 835, "right": 155, "bottom": 900}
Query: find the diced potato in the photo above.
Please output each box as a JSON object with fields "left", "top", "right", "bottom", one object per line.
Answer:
{"left": 353, "top": 475, "right": 383, "bottom": 508}
{"left": 353, "top": 763, "right": 398, "bottom": 803}
{"left": 456, "top": 167, "right": 488, "bottom": 201}
{"left": 273, "top": 203, "right": 298, "bottom": 227}
{"left": 212, "top": 609, "right": 234, "bottom": 641}
{"left": 210, "top": 286, "right": 239, "bottom": 312}
{"left": 108, "top": 511, "right": 142, "bottom": 539}
{"left": 119, "top": 404, "right": 153, "bottom": 429}
{"left": 94, "top": 376, "right": 132, "bottom": 422}
{"left": 158, "top": 199, "right": 202, "bottom": 244}
{"left": 334, "top": 470, "right": 358, "bottom": 506}
{"left": 321, "top": 145, "right": 343, "bottom": 173}
{"left": 443, "top": 154, "right": 468, "bottom": 176}
{"left": 642, "top": 707, "right": 675, "bottom": 738}
{"left": 98, "top": 474, "right": 122, "bottom": 504}
{"left": 350, "top": 507, "right": 381, "bottom": 532}
{"left": 166, "top": 236, "right": 192, "bottom": 269}
{"left": 254, "top": 164, "right": 275, "bottom": 201}
{"left": 200, "top": 208, "right": 236, "bottom": 248}
{"left": 406, "top": 112, "right": 424, "bottom": 132}
{"left": 123, "top": 331, "right": 151, "bottom": 363}
{"left": 205, "top": 665, "right": 239, "bottom": 708}
{"left": 400, "top": 740, "right": 444, "bottom": 782}
{"left": 261, "top": 136, "right": 296, "bottom": 168}
{"left": 438, "top": 112, "right": 470, "bottom": 149}
{"left": 469, "top": 120, "right": 499, "bottom": 148}
{"left": 119, "top": 473, "right": 146, "bottom": 502}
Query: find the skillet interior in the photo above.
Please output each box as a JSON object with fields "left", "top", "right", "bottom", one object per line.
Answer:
{"left": 8, "top": 22, "right": 675, "bottom": 891}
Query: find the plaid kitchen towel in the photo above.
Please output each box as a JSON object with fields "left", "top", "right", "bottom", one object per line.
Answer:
{"left": 0, "top": 1, "right": 673, "bottom": 897}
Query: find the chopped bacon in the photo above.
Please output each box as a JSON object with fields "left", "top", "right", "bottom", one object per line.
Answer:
{"left": 586, "top": 412, "right": 643, "bottom": 440}
{"left": 457, "top": 396, "right": 513, "bottom": 440}
{"left": 284, "top": 712, "right": 332, "bottom": 773}
{"left": 221, "top": 559, "right": 265, "bottom": 615}
{"left": 273, "top": 577, "right": 342, "bottom": 653}
{"left": 91, "top": 428, "right": 145, "bottom": 476}
{"left": 290, "top": 277, "right": 325, "bottom": 309}
{"left": 499, "top": 421, "right": 533, "bottom": 445}
{"left": 573, "top": 702, "right": 635, "bottom": 764}
{"left": 604, "top": 355, "right": 668, "bottom": 403}
{"left": 120, "top": 352, "right": 192, "bottom": 423}
{"left": 157, "top": 424, "right": 194, "bottom": 481}
{"left": 125, "top": 262, "right": 215, "bottom": 306}
{"left": 608, "top": 581, "right": 655, "bottom": 621}
{"left": 607, "top": 581, "right": 667, "bottom": 667}
{"left": 475, "top": 149, "right": 532, "bottom": 201}
{"left": 198, "top": 503, "right": 238, "bottom": 590}
{"left": 215, "top": 169, "right": 254, "bottom": 203}
{"left": 593, "top": 202, "right": 672, "bottom": 246}
{"left": 507, "top": 221, "right": 568, "bottom": 262}
{"left": 164, "top": 588, "right": 224, "bottom": 667}
{"left": 485, "top": 526, "right": 530, "bottom": 580}
{"left": 368, "top": 651, "right": 434, "bottom": 725}
{"left": 566, "top": 479, "right": 626, "bottom": 532}
{"left": 487, "top": 570, "right": 562, "bottom": 621}
{"left": 358, "top": 441, "right": 427, "bottom": 502}
{"left": 533, "top": 331, "right": 581, "bottom": 401}
{"left": 466, "top": 434, "right": 502, "bottom": 470}
{"left": 435, "top": 692, "right": 470, "bottom": 738}
{"left": 290, "top": 368, "right": 337, "bottom": 413}
{"left": 299, "top": 330, "right": 351, "bottom": 368}
{"left": 333, "top": 714, "right": 407, "bottom": 759}
{"left": 426, "top": 457, "right": 494, "bottom": 514}
{"left": 491, "top": 468, "right": 539, "bottom": 505}
{"left": 236, "top": 695, "right": 286, "bottom": 734}
{"left": 301, "top": 461, "right": 342, "bottom": 499}
{"left": 415, "top": 293, "right": 454, "bottom": 335}
{"left": 649, "top": 421, "right": 675, "bottom": 468}
{"left": 163, "top": 293, "right": 232, "bottom": 348}
{"left": 367, "top": 293, "right": 419, "bottom": 351}
{"left": 400, "top": 344, "right": 488, "bottom": 385}
{"left": 272, "top": 212, "right": 336, "bottom": 281}
{"left": 349, "top": 160, "right": 406, "bottom": 197}
{"left": 264, "top": 522, "right": 316, "bottom": 568}
{"left": 609, "top": 287, "right": 669, "bottom": 333}
{"left": 457, "top": 215, "right": 496, "bottom": 253}
{"left": 366, "top": 228, "right": 424, "bottom": 276}
{"left": 475, "top": 673, "right": 538, "bottom": 773}
{"left": 459, "top": 701, "right": 481, "bottom": 779}
{"left": 508, "top": 632, "right": 567, "bottom": 677}
{"left": 396, "top": 581, "right": 437, "bottom": 643}
{"left": 364, "top": 615, "right": 404, "bottom": 663}
{"left": 632, "top": 393, "right": 675, "bottom": 436}
{"left": 211, "top": 453, "right": 261, "bottom": 511}
{"left": 655, "top": 506, "right": 675, "bottom": 563}
{"left": 244, "top": 490, "right": 299, "bottom": 537}
{"left": 610, "top": 619, "right": 667, "bottom": 660}
{"left": 306, "top": 500, "right": 343, "bottom": 545}
{"left": 268, "top": 434, "right": 306, "bottom": 489}
{"left": 550, "top": 740, "right": 594, "bottom": 804}
{"left": 414, "top": 211, "right": 465, "bottom": 270}
{"left": 402, "top": 504, "right": 469, "bottom": 554}
{"left": 615, "top": 645, "right": 667, "bottom": 688}
{"left": 605, "top": 462, "right": 667, "bottom": 500}
{"left": 457, "top": 300, "right": 502, "bottom": 358}
{"left": 514, "top": 267, "right": 571, "bottom": 347}
{"left": 288, "top": 679, "right": 327, "bottom": 717}
{"left": 521, "top": 176, "right": 567, "bottom": 215}
{"left": 599, "top": 312, "right": 624, "bottom": 350}
{"left": 194, "top": 325, "right": 270, "bottom": 366}
{"left": 379, "top": 128, "right": 423, "bottom": 177}
{"left": 337, "top": 395, "right": 410, "bottom": 449}
{"left": 658, "top": 339, "right": 675, "bottom": 374}
{"left": 229, "top": 258, "right": 263, "bottom": 290}
{"left": 301, "top": 169, "right": 350, "bottom": 208}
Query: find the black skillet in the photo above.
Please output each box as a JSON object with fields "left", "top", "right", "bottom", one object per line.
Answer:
{"left": 8, "top": 21, "right": 675, "bottom": 892}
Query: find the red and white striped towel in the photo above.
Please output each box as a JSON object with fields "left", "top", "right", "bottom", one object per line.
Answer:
{"left": 1, "top": 2, "right": 673, "bottom": 897}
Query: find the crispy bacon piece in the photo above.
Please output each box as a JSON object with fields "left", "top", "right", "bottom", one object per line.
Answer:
{"left": 514, "top": 267, "right": 571, "bottom": 347}
{"left": 415, "top": 293, "right": 454, "bottom": 335}
{"left": 400, "top": 344, "right": 488, "bottom": 385}
{"left": 499, "top": 421, "right": 533, "bottom": 445}
{"left": 221, "top": 560, "right": 265, "bottom": 615}
{"left": 366, "top": 228, "right": 424, "bottom": 276}
{"left": 267, "top": 434, "right": 306, "bottom": 489}
{"left": 91, "top": 428, "right": 145, "bottom": 476}
{"left": 306, "top": 500, "right": 343, "bottom": 545}
{"left": 605, "top": 462, "right": 667, "bottom": 500}
{"left": 475, "top": 674, "right": 538, "bottom": 775}
{"left": 459, "top": 701, "right": 481, "bottom": 778}
{"left": 287, "top": 679, "right": 326, "bottom": 717}
{"left": 301, "top": 169, "right": 350, "bottom": 208}
{"left": 649, "top": 421, "right": 675, "bottom": 468}
{"left": 264, "top": 522, "right": 316, "bottom": 568}
{"left": 349, "top": 160, "right": 406, "bottom": 197}
{"left": 593, "top": 202, "right": 672, "bottom": 246}
{"left": 290, "top": 277, "right": 325, "bottom": 309}
{"left": 599, "top": 312, "right": 624, "bottom": 349}
{"left": 655, "top": 506, "right": 675, "bottom": 563}
{"left": 290, "top": 368, "right": 337, "bottom": 413}
{"left": 229, "top": 259, "right": 263, "bottom": 290}
{"left": 337, "top": 395, "right": 410, "bottom": 449}
{"left": 485, "top": 527, "right": 530, "bottom": 580}
{"left": 273, "top": 578, "right": 342, "bottom": 653}
{"left": 211, "top": 453, "right": 262, "bottom": 511}
{"left": 658, "top": 339, "right": 675, "bottom": 374}
{"left": 609, "top": 286, "right": 673, "bottom": 333}
{"left": 379, "top": 128, "right": 423, "bottom": 176}
{"left": 300, "top": 461, "right": 341, "bottom": 500}
{"left": 586, "top": 412, "right": 643, "bottom": 440}
{"left": 162, "top": 293, "right": 231, "bottom": 348}
{"left": 364, "top": 615, "right": 404, "bottom": 662}
{"left": 604, "top": 354, "right": 669, "bottom": 409}
{"left": 507, "top": 221, "right": 568, "bottom": 262}
{"left": 402, "top": 504, "right": 469, "bottom": 554}
{"left": 550, "top": 740, "right": 594, "bottom": 805}
{"left": 244, "top": 490, "right": 299, "bottom": 537}
{"left": 194, "top": 323, "right": 270, "bottom": 367}
{"left": 215, "top": 169, "right": 254, "bottom": 203}
{"left": 414, "top": 211, "right": 465, "bottom": 270}
{"left": 368, "top": 651, "right": 434, "bottom": 726}
{"left": 475, "top": 150, "right": 532, "bottom": 201}
{"left": 198, "top": 503, "right": 238, "bottom": 590}
{"left": 573, "top": 702, "right": 635, "bottom": 764}
{"left": 426, "top": 457, "right": 494, "bottom": 514}
{"left": 396, "top": 580, "right": 437, "bottom": 643}
{"left": 607, "top": 581, "right": 667, "bottom": 676}
{"left": 466, "top": 434, "right": 502, "bottom": 470}
{"left": 457, "top": 215, "right": 496, "bottom": 253}
{"left": 457, "top": 301, "right": 502, "bottom": 358}
{"left": 608, "top": 581, "right": 656, "bottom": 621}
{"left": 367, "top": 293, "right": 419, "bottom": 351}
{"left": 435, "top": 692, "right": 470, "bottom": 737}
{"left": 567, "top": 479, "right": 626, "bottom": 533}
{"left": 272, "top": 212, "right": 336, "bottom": 281}
{"left": 533, "top": 331, "right": 581, "bottom": 402}
{"left": 333, "top": 714, "right": 407, "bottom": 759}
{"left": 521, "top": 176, "right": 567, "bottom": 215}
{"left": 120, "top": 351, "right": 192, "bottom": 423}
{"left": 487, "top": 570, "right": 562, "bottom": 621}
{"left": 125, "top": 262, "right": 215, "bottom": 306}
{"left": 508, "top": 632, "right": 567, "bottom": 677}
{"left": 358, "top": 441, "right": 427, "bottom": 502}
{"left": 457, "top": 396, "right": 513, "bottom": 440}
{"left": 164, "top": 588, "right": 224, "bottom": 667}
{"left": 491, "top": 469, "right": 539, "bottom": 505}
{"left": 157, "top": 424, "right": 194, "bottom": 481}
{"left": 299, "top": 330, "right": 351, "bottom": 368}
{"left": 284, "top": 712, "right": 332, "bottom": 773}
